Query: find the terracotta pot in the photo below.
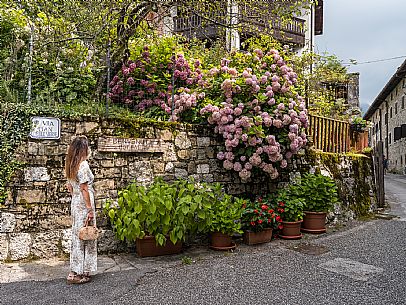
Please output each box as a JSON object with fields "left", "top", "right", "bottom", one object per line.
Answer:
{"left": 280, "top": 220, "right": 302, "bottom": 240}
{"left": 210, "top": 232, "right": 233, "bottom": 248}
{"left": 136, "top": 235, "right": 182, "bottom": 257}
{"left": 243, "top": 228, "right": 273, "bottom": 245}
{"left": 301, "top": 211, "right": 327, "bottom": 234}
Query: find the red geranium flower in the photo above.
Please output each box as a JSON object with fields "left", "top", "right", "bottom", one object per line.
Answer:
{"left": 276, "top": 216, "right": 281, "bottom": 222}
{"left": 258, "top": 219, "right": 263, "bottom": 224}
{"left": 268, "top": 209, "right": 274, "bottom": 214}
{"left": 278, "top": 201, "right": 285, "bottom": 207}
{"left": 278, "top": 208, "right": 285, "bottom": 213}
{"left": 250, "top": 221, "right": 256, "bottom": 226}
{"left": 261, "top": 204, "right": 268, "bottom": 210}
{"left": 278, "top": 224, "right": 283, "bottom": 230}
{"left": 254, "top": 209, "right": 259, "bottom": 214}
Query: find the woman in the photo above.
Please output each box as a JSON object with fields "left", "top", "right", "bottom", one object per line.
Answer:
{"left": 65, "top": 136, "right": 97, "bottom": 284}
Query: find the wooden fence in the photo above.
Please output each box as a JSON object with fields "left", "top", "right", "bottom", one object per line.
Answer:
{"left": 308, "top": 114, "right": 369, "bottom": 153}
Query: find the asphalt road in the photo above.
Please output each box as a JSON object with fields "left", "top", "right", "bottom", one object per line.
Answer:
{"left": 1, "top": 175, "right": 406, "bottom": 305}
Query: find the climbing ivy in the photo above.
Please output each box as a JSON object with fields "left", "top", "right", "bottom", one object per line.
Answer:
{"left": 0, "top": 102, "right": 33, "bottom": 204}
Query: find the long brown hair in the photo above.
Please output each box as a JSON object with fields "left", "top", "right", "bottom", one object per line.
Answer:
{"left": 65, "top": 136, "right": 89, "bottom": 180}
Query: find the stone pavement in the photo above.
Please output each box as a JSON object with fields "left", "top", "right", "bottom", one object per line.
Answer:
{"left": 0, "top": 221, "right": 364, "bottom": 285}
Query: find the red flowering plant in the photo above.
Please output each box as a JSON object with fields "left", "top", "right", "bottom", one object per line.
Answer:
{"left": 241, "top": 196, "right": 282, "bottom": 233}
{"left": 274, "top": 188, "right": 304, "bottom": 223}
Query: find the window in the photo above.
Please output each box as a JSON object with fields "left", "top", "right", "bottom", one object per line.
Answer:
{"left": 395, "top": 103, "right": 398, "bottom": 114}
{"left": 385, "top": 112, "right": 388, "bottom": 125}
{"left": 390, "top": 107, "right": 393, "bottom": 118}
{"left": 394, "top": 127, "right": 402, "bottom": 141}
{"left": 385, "top": 137, "right": 388, "bottom": 148}
{"left": 401, "top": 155, "right": 403, "bottom": 166}
{"left": 391, "top": 93, "right": 393, "bottom": 100}
{"left": 389, "top": 133, "right": 392, "bottom": 144}
{"left": 402, "top": 96, "right": 405, "bottom": 109}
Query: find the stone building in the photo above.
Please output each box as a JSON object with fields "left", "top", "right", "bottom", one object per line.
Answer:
{"left": 364, "top": 59, "right": 406, "bottom": 173}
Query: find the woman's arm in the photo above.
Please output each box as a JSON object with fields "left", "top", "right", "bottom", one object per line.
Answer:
{"left": 80, "top": 183, "right": 94, "bottom": 219}
{"left": 66, "top": 182, "right": 73, "bottom": 194}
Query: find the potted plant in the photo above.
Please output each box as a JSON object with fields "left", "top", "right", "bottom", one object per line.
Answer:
{"left": 294, "top": 173, "right": 339, "bottom": 234}
{"left": 275, "top": 188, "right": 304, "bottom": 240}
{"left": 206, "top": 184, "right": 244, "bottom": 250}
{"left": 241, "top": 197, "right": 281, "bottom": 245}
{"left": 104, "top": 177, "right": 213, "bottom": 257}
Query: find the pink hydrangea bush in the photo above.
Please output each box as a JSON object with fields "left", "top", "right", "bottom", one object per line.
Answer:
{"left": 200, "top": 48, "right": 308, "bottom": 181}
{"left": 108, "top": 44, "right": 204, "bottom": 121}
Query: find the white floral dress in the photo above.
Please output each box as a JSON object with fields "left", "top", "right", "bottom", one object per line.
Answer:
{"left": 68, "top": 160, "right": 97, "bottom": 274}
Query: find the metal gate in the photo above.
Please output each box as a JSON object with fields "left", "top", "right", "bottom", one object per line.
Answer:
{"left": 373, "top": 141, "right": 385, "bottom": 207}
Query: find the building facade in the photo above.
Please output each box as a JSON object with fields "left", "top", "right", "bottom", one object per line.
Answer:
{"left": 364, "top": 59, "right": 406, "bottom": 173}
{"left": 169, "top": 1, "right": 323, "bottom": 53}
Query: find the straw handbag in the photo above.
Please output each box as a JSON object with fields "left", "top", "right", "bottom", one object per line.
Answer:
{"left": 79, "top": 218, "right": 100, "bottom": 241}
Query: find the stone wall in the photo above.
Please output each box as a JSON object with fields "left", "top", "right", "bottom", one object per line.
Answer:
{"left": 0, "top": 117, "right": 377, "bottom": 261}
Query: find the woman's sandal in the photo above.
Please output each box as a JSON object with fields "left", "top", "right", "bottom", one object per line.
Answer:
{"left": 67, "top": 272, "right": 90, "bottom": 284}
{"left": 82, "top": 272, "right": 92, "bottom": 282}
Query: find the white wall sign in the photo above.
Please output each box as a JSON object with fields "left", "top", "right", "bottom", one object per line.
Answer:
{"left": 29, "top": 117, "right": 61, "bottom": 140}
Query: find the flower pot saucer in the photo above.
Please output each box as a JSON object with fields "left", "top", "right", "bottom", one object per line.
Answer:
{"left": 209, "top": 242, "right": 237, "bottom": 251}
{"left": 279, "top": 234, "right": 302, "bottom": 240}
{"left": 301, "top": 228, "right": 326, "bottom": 234}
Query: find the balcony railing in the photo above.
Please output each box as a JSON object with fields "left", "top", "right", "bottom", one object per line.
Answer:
{"left": 173, "top": 8, "right": 305, "bottom": 45}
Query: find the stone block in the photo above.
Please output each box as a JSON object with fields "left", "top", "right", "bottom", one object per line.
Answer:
{"left": 197, "top": 164, "right": 210, "bottom": 174}
{"left": 163, "top": 144, "right": 178, "bottom": 162}
{"left": 16, "top": 189, "right": 46, "bottom": 204}
{"left": 174, "top": 168, "right": 188, "bottom": 179}
{"left": 98, "top": 229, "right": 124, "bottom": 253}
{"left": 157, "top": 129, "right": 173, "bottom": 141}
{"left": 31, "top": 231, "right": 61, "bottom": 258}
{"left": 197, "top": 150, "right": 206, "bottom": 160}
{"left": 187, "top": 162, "right": 196, "bottom": 173}
{"left": 94, "top": 180, "right": 115, "bottom": 195}
{"left": 202, "top": 174, "right": 214, "bottom": 183}
{"left": 0, "top": 234, "right": 8, "bottom": 260}
{"left": 0, "top": 213, "right": 16, "bottom": 233}
{"left": 165, "top": 162, "right": 174, "bottom": 173}
{"left": 101, "top": 159, "right": 115, "bottom": 168}
{"left": 27, "top": 142, "right": 39, "bottom": 155}
{"left": 174, "top": 133, "right": 191, "bottom": 149}
{"left": 177, "top": 150, "right": 191, "bottom": 160}
{"left": 38, "top": 144, "right": 46, "bottom": 155}
{"left": 128, "top": 161, "right": 154, "bottom": 185}
{"left": 153, "top": 162, "right": 165, "bottom": 174}
{"left": 114, "top": 158, "right": 128, "bottom": 167}
{"left": 24, "top": 167, "right": 50, "bottom": 182}
{"left": 76, "top": 121, "right": 100, "bottom": 134}
{"left": 197, "top": 137, "right": 211, "bottom": 147}
{"left": 61, "top": 229, "right": 72, "bottom": 254}
{"left": 9, "top": 233, "right": 31, "bottom": 260}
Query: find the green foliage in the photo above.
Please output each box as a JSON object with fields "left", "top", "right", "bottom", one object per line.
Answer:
{"left": 291, "top": 173, "right": 340, "bottom": 212}
{"left": 0, "top": 101, "right": 33, "bottom": 203}
{"left": 104, "top": 177, "right": 218, "bottom": 246}
{"left": 292, "top": 51, "right": 351, "bottom": 120}
{"left": 275, "top": 188, "right": 304, "bottom": 222}
{"left": 207, "top": 190, "right": 244, "bottom": 235}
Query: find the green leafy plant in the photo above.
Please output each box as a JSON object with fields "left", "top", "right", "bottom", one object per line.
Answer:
{"left": 206, "top": 187, "right": 244, "bottom": 236}
{"left": 104, "top": 177, "right": 215, "bottom": 246}
{"left": 275, "top": 188, "right": 304, "bottom": 222}
{"left": 292, "top": 173, "right": 339, "bottom": 212}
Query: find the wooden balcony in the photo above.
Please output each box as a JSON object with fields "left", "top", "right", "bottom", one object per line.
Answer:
{"left": 173, "top": 11, "right": 305, "bottom": 45}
